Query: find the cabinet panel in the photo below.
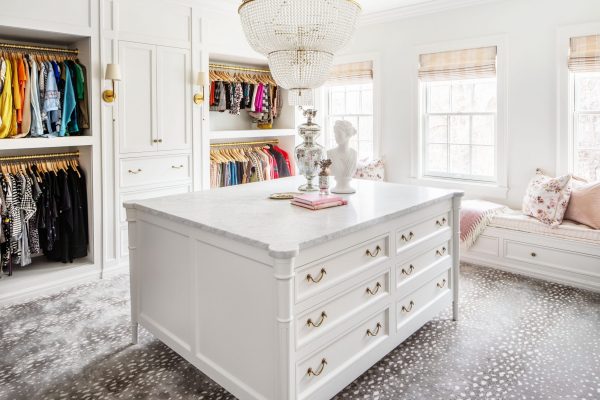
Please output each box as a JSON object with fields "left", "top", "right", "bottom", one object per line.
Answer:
{"left": 119, "top": 42, "right": 157, "bottom": 154}
{"left": 157, "top": 47, "right": 192, "bottom": 151}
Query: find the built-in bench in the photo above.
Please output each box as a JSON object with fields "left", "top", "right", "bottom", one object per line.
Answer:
{"left": 461, "top": 209, "right": 600, "bottom": 292}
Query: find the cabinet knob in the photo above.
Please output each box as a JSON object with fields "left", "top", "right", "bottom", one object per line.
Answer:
{"left": 531, "top": 252, "right": 537, "bottom": 257}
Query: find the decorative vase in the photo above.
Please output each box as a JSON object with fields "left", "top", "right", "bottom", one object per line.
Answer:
{"left": 327, "top": 120, "right": 358, "bottom": 194}
{"left": 295, "top": 109, "right": 324, "bottom": 192}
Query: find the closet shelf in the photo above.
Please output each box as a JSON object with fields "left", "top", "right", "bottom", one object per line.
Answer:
{"left": 0, "top": 136, "right": 95, "bottom": 150}
{"left": 209, "top": 129, "right": 296, "bottom": 141}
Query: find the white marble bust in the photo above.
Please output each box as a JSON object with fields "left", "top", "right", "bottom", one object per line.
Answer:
{"left": 327, "top": 120, "right": 358, "bottom": 194}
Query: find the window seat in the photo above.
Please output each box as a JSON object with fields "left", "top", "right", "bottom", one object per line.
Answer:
{"left": 461, "top": 208, "right": 600, "bottom": 293}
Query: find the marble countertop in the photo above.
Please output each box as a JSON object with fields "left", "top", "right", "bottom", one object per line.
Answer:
{"left": 124, "top": 177, "right": 463, "bottom": 257}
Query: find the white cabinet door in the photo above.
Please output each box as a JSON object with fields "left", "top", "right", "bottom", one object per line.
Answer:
{"left": 119, "top": 42, "right": 157, "bottom": 154}
{"left": 156, "top": 46, "right": 192, "bottom": 151}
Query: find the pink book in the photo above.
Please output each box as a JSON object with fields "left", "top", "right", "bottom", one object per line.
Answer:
{"left": 292, "top": 193, "right": 345, "bottom": 206}
{"left": 291, "top": 200, "right": 348, "bottom": 210}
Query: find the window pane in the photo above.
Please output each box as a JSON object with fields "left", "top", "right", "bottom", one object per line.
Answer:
{"left": 472, "top": 145, "right": 495, "bottom": 177}
{"left": 576, "top": 114, "right": 600, "bottom": 148}
{"left": 449, "top": 144, "right": 470, "bottom": 174}
{"left": 427, "top": 144, "right": 448, "bottom": 172}
{"left": 330, "top": 89, "right": 345, "bottom": 114}
{"left": 361, "top": 89, "right": 373, "bottom": 114}
{"left": 427, "top": 115, "right": 448, "bottom": 143}
{"left": 346, "top": 88, "right": 360, "bottom": 114}
{"left": 575, "top": 149, "right": 600, "bottom": 181}
{"left": 428, "top": 83, "right": 450, "bottom": 113}
{"left": 450, "top": 116, "right": 470, "bottom": 144}
{"left": 359, "top": 141, "right": 373, "bottom": 160}
{"left": 473, "top": 81, "right": 497, "bottom": 112}
{"left": 451, "top": 82, "right": 474, "bottom": 112}
{"left": 343, "top": 116, "right": 358, "bottom": 132}
{"left": 472, "top": 115, "right": 495, "bottom": 145}
{"left": 359, "top": 116, "right": 373, "bottom": 141}
{"left": 575, "top": 74, "right": 600, "bottom": 112}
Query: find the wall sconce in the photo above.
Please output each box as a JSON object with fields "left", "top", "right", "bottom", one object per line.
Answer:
{"left": 103, "top": 64, "right": 122, "bottom": 103}
{"left": 194, "top": 71, "right": 207, "bottom": 104}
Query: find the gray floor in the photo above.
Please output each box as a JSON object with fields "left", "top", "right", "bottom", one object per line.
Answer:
{"left": 0, "top": 263, "right": 599, "bottom": 400}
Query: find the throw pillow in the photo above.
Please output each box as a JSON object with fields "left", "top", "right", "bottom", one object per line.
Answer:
{"left": 522, "top": 172, "right": 572, "bottom": 226}
{"left": 564, "top": 180, "right": 600, "bottom": 229}
{"left": 354, "top": 159, "right": 385, "bottom": 182}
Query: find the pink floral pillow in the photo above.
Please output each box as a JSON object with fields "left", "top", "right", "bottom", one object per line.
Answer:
{"left": 522, "top": 172, "right": 572, "bottom": 226}
{"left": 354, "top": 159, "right": 385, "bottom": 181}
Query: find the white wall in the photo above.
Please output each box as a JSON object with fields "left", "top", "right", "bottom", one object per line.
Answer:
{"left": 341, "top": 0, "right": 600, "bottom": 207}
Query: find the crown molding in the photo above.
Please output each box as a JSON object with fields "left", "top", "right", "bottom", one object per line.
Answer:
{"left": 360, "top": 0, "right": 505, "bottom": 26}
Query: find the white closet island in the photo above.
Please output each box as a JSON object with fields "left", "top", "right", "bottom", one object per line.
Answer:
{"left": 124, "top": 177, "right": 462, "bottom": 400}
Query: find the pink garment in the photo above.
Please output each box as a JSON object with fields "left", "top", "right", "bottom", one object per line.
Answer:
{"left": 460, "top": 200, "right": 508, "bottom": 248}
{"left": 255, "top": 83, "right": 264, "bottom": 112}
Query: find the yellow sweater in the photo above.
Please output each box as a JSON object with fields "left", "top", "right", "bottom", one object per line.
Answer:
{"left": 0, "top": 59, "right": 13, "bottom": 139}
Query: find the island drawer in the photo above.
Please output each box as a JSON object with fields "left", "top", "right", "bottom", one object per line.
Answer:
{"left": 396, "top": 240, "right": 450, "bottom": 289}
{"left": 295, "top": 234, "right": 390, "bottom": 303}
{"left": 396, "top": 211, "right": 450, "bottom": 254}
{"left": 296, "top": 271, "right": 389, "bottom": 349}
{"left": 120, "top": 154, "right": 191, "bottom": 188}
{"left": 396, "top": 269, "right": 450, "bottom": 330}
{"left": 296, "top": 307, "right": 389, "bottom": 399}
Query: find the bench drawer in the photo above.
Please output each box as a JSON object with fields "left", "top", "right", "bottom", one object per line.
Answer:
{"left": 295, "top": 235, "right": 390, "bottom": 303}
{"left": 396, "top": 211, "right": 450, "bottom": 254}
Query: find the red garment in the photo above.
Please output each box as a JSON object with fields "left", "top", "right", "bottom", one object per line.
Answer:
{"left": 16, "top": 58, "right": 27, "bottom": 124}
{"left": 274, "top": 146, "right": 293, "bottom": 176}
{"left": 210, "top": 81, "right": 216, "bottom": 106}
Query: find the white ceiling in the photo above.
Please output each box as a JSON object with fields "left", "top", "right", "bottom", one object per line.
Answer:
{"left": 359, "top": 0, "right": 434, "bottom": 15}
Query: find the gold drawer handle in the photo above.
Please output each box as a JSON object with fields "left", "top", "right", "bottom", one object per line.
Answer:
{"left": 401, "top": 300, "right": 415, "bottom": 313}
{"left": 401, "top": 232, "right": 414, "bottom": 242}
{"left": 171, "top": 164, "right": 184, "bottom": 169}
{"left": 401, "top": 265, "right": 415, "bottom": 276}
{"left": 365, "top": 245, "right": 382, "bottom": 257}
{"left": 436, "top": 217, "right": 447, "bottom": 227}
{"left": 307, "top": 358, "right": 327, "bottom": 377}
{"left": 366, "top": 322, "right": 383, "bottom": 337}
{"left": 531, "top": 252, "right": 537, "bottom": 257}
{"left": 153, "top": 139, "right": 163, "bottom": 143}
{"left": 366, "top": 282, "right": 382, "bottom": 296}
{"left": 306, "top": 268, "right": 326, "bottom": 284}
{"left": 436, "top": 247, "right": 447, "bottom": 257}
{"left": 306, "top": 311, "right": 327, "bottom": 328}
{"left": 128, "top": 168, "right": 142, "bottom": 174}
{"left": 437, "top": 279, "right": 447, "bottom": 288}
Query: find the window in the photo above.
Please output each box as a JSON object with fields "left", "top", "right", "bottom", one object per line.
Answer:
{"left": 418, "top": 46, "right": 499, "bottom": 183}
{"left": 322, "top": 60, "right": 375, "bottom": 160}
{"left": 569, "top": 35, "right": 600, "bottom": 181}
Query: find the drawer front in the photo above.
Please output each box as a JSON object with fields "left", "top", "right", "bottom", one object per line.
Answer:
{"left": 296, "top": 272, "right": 389, "bottom": 349}
{"left": 504, "top": 240, "right": 600, "bottom": 277}
{"left": 396, "top": 211, "right": 450, "bottom": 254}
{"left": 397, "top": 269, "right": 450, "bottom": 330}
{"left": 297, "top": 308, "right": 389, "bottom": 399}
{"left": 468, "top": 235, "right": 499, "bottom": 257}
{"left": 396, "top": 241, "right": 450, "bottom": 288}
{"left": 296, "top": 235, "right": 390, "bottom": 303}
{"left": 120, "top": 185, "right": 192, "bottom": 223}
{"left": 120, "top": 154, "right": 191, "bottom": 188}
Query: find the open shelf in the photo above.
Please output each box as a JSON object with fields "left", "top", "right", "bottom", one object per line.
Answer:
{"left": 209, "top": 128, "right": 296, "bottom": 141}
{"left": 0, "top": 136, "right": 95, "bottom": 150}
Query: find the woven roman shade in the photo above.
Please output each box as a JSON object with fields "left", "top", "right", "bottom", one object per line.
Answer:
{"left": 327, "top": 60, "right": 373, "bottom": 85}
{"left": 418, "top": 46, "right": 497, "bottom": 81}
{"left": 569, "top": 35, "right": 600, "bottom": 72}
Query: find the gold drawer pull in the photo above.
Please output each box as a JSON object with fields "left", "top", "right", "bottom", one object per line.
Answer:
{"left": 306, "top": 311, "right": 327, "bottom": 328}
{"left": 365, "top": 245, "right": 382, "bottom": 257}
{"left": 307, "top": 358, "right": 327, "bottom": 377}
{"left": 171, "top": 164, "right": 184, "bottom": 169}
{"left": 152, "top": 139, "right": 163, "bottom": 143}
{"left": 306, "top": 268, "right": 326, "bottom": 284}
{"left": 436, "top": 217, "right": 447, "bottom": 227}
{"left": 436, "top": 247, "right": 447, "bottom": 257}
{"left": 128, "top": 168, "right": 142, "bottom": 174}
{"left": 401, "top": 265, "right": 415, "bottom": 276}
{"left": 366, "top": 282, "right": 382, "bottom": 296}
{"left": 366, "top": 322, "right": 383, "bottom": 337}
{"left": 401, "top": 232, "right": 414, "bottom": 242}
{"left": 401, "top": 300, "right": 415, "bottom": 313}
{"left": 437, "top": 279, "right": 447, "bottom": 288}
{"left": 531, "top": 252, "right": 537, "bottom": 257}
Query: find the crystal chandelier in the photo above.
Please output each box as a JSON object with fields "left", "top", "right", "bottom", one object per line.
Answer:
{"left": 239, "top": 0, "right": 362, "bottom": 105}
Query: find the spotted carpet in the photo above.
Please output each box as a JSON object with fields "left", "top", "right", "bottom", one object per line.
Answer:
{"left": 0, "top": 264, "right": 599, "bottom": 400}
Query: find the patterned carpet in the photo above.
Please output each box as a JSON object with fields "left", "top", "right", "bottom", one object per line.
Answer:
{"left": 0, "top": 264, "right": 599, "bottom": 400}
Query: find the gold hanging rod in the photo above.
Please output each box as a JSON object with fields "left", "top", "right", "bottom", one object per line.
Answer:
{"left": 210, "top": 139, "right": 279, "bottom": 148}
{"left": 0, "top": 42, "right": 79, "bottom": 55}
{"left": 0, "top": 151, "right": 80, "bottom": 162}
{"left": 209, "top": 63, "right": 270, "bottom": 74}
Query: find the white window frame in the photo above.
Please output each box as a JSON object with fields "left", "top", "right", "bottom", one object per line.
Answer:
{"left": 314, "top": 52, "right": 382, "bottom": 159}
{"left": 557, "top": 22, "right": 600, "bottom": 177}
{"left": 410, "top": 35, "right": 508, "bottom": 199}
